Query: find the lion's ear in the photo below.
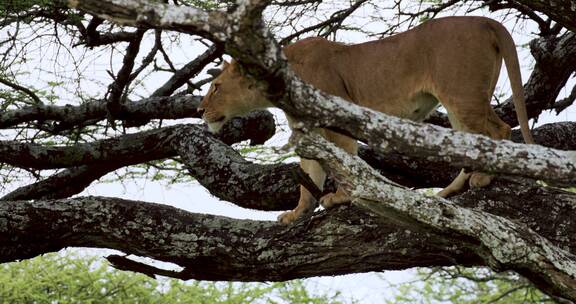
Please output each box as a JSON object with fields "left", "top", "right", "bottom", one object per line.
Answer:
{"left": 222, "top": 60, "right": 230, "bottom": 69}
{"left": 226, "top": 60, "right": 241, "bottom": 75}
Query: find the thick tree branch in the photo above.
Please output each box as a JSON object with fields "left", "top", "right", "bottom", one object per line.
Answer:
{"left": 294, "top": 131, "right": 576, "bottom": 301}
{"left": 174, "top": 123, "right": 300, "bottom": 211}
{"left": 0, "top": 180, "right": 574, "bottom": 283}
{"left": 0, "top": 164, "right": 121, "bottom": 201}
{"left": 58, "top": 0, "right": 576, "bottom": 298}
{"left": 0, "top": 95, "right": 201, "bottom": 130}
{"left": 5, "top": 120, "right": 574, "bottom": 206}
{"left": 367, "top": 121, "right": 576, "bottom": 189}
{"left": 68, "top": 0, "right": 232, "bottom": 42}
{"left": 0, "top": 125, "right": 179, "bottom": 169}
{"left": 282, "top": 81, "right": 575, "bottom": 186}
{"left": 1, "top": 111, "right": 278, "bottom": 202}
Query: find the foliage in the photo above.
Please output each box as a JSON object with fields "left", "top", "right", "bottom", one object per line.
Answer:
{"left": 0, "top": 0, "right": 60, "bottom": 13}
{"left": 386, "top": 267, "right": 556, "bottom": 304}
{"left": 0, "top": 252, "right": 352, "bottom": 303}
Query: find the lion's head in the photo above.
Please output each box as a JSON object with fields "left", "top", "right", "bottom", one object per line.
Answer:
{"left": 199, "top": 61, "right": 271, "bottom": 133}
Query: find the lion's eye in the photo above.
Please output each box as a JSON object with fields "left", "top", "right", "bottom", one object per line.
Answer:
{"left": 213, "top": 84, "right": 221, "bottom": 94}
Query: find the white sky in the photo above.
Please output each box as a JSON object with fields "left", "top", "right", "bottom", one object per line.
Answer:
{"left": 1, "top": 2, "right": 575, "bottom": 303}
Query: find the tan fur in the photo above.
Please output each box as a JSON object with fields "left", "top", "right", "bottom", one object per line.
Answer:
{"left": 199, "top": 16, "right": 534, "bottom": 224}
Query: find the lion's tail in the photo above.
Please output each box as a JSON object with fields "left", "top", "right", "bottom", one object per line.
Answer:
{"left": 493, "top": 22, "right": 535, "bottom": 144}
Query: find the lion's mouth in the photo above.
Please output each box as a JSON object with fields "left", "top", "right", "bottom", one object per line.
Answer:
{"left": 204, "top": 115, "right": 226, "bottom": 124}
{"left": 204, "top": 115, "right": 227, "bottom": 133}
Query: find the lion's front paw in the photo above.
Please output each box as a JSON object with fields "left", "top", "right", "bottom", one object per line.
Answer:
{"left": 277, "top": 210, "right": 299, "bottom": 225}
{"left": 437, "top": 187, "right": 454, "bottom": 198}
{"left": 319, "top": 192, "right": 351, "bottom": 209}
{"left": 469, "top": 172, "right": 493, "bottom": 189}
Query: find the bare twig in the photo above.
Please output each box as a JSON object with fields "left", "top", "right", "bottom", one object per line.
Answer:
{"left": 0, "top": 77, "right": 42, "bottom": 105}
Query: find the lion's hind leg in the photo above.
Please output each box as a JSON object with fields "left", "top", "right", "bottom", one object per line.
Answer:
{"left": 468, "top": 109, "right": 511, "bottom": 189}
{"left": 437, "top": 169, "right": 472, "bottom": 197}
{"left": 319, "top": 187, "right": 350, "bottom": 209}
{"left": 438, "top": 103, "right": 511, "bottom": 197}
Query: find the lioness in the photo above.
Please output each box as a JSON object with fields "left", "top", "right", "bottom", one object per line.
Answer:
{"left": 199, "top": 16, "right": 534, "bottom": 224}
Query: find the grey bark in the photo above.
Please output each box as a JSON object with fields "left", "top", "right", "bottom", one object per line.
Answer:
{"left": 0, "top": 179, "right": 573, "bottom": 282}
{"left": 4, "top": 119, "right": 573, "bottom": 207}
{"left": 363, "top": 121, "right": 576, "bottom": 189}
{"left": 4, "top": 0, "right": 570, "bottom": 300}
{"left": 0, "top": 95, "right": 202, "bottom": 130}
{"left": 294, "top": 132, "right": 576, "bottom": 300}
{"left": 1, "top": 111, "right": 281, "bottom": 203}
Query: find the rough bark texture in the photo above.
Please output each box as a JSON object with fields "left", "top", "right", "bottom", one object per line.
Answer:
{"left": 1, "top": 111, "right": 279, "bottom": 202}
{"left": 0, "top": 0, "right": 571, "bottom": 301}
{"left": 294, "top": 132, "right": 576, "bottom": 300}
{"left": 174, "top": 124, "right": 301, "bottom": 211}
{"left": 282, "top": 81, "right": 576, "bottom": 186}
{"left": 5, "top": 120, "right": 573, "bottom": 206}
{"left": 0, "top": 95, "right": 202, "bottom": 131}
{"left": 363, "top": 122, "right": 576, "bottom": 188}
{"left": 0, "top": 179, "right": 574, "bottom": 281}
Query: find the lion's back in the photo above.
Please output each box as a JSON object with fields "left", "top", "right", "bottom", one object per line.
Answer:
{"left": 283, "top": 38, "right": 351, "bottom": 99}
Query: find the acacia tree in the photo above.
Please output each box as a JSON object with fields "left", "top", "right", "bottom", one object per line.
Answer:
{"left": 1, "top": 0, "right": 576, "bottom": 301}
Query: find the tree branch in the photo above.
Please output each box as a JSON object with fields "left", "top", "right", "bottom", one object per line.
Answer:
{"left": 362, "top": 121, "right": 576, "bottom": 189}
{"left": 278, "top": 0, "right": 368, "bottom": 45}
{"left": 0, "top": 125, "right": 179, "bottom": 170}
{"left": 1, "top": 111, "right": 277, "bottom": 202}
{"left": 151, "top": 44, "right": 223, "bottom": 97}
{"left": 508, "top": 0, "right": 576, "bottom": 33}
{"left": 280, "top": 79, "right": 576, "bottom": 186}
{"left": 0, "top": 95, "right": 201, "bottom": 130}
{"left": 0, "top": 180, "right": 574, "bottom": 283}
{"left": 174, "top": 121, "right": 301, "bottom": 211}
{"left": 550, "top": 82, "right": 576, "bottom": 115}
{"left": 106, "top": 28, "right": 146, "bottom": 121}
{"left": 80, "top": 16, "right": 142, "bottom": 47}
{"left": 0, "top": 77, "right": 42, "bottom": 105}
{"left": 294, "top": 131, "right": 576, "bottom": 301}
{"left": 61, "top": 0, "right": 576, "bottom": 299}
